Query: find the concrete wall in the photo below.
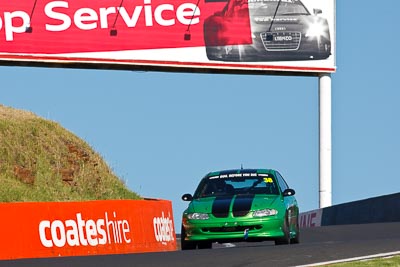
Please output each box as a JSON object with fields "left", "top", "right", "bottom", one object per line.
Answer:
{"left": 300, "top": 192, "right": 400, "bottom": 228}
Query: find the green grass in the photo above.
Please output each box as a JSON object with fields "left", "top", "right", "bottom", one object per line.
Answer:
{"left": 327, "top": 255, "right": 400, "bottom": 266}
{"left": 0, "top": 104, "right": 141, "bottom": 202}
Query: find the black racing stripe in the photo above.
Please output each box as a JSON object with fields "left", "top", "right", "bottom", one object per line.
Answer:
{"left": 232, "top": 195, "right": 255, "bottom": 217}
{"left": 212, "top": 196, "right": 233, "bottom": 218}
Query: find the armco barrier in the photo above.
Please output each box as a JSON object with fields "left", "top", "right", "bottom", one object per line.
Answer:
{"left": 300, "top": 192, "right": 400, "bottom": 228}
{"left": 321, "top": 192, "right": 400, "bottom": 226}
{"left": 0, "top": 199, "right": 176, "bottom": 260}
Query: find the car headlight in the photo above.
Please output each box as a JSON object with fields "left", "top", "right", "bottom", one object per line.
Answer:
{"left": 252, "top": 209, "right": 278, "bottom": 217}
{"left": 187, "top": 213, "right": 209, "bottom": 220}
{"left": 305, "top": 21, "right": 327, "bottom": 38}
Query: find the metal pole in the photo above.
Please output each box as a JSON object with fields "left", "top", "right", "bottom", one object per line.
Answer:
{"left": 319, "top": 73, "right": 332, "bottom": 208}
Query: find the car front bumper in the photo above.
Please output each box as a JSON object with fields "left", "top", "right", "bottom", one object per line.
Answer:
{"left": 182, "top": 216, "right": 285, "bottom": 242}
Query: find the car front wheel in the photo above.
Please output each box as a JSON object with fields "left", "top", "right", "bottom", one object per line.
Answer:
{"left": 275, "top": 217, "right": 291, "bottom": 245}
{"left": 290, "top": 220, "right": 300, "bottom": 244}
{"left": 181, "top": 226, "right": 197, "bottom": 250}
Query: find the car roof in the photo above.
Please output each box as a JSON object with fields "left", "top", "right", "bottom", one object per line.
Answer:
{"left": 205, "top": 168, "right": 277, "bottom": 178}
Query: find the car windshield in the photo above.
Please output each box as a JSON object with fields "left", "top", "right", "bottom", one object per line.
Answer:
{"left": 248, "top": 0, "right": 309, "bottom": 16}
{"left": 194, "top": 173, "right": 279, "bottom": 198}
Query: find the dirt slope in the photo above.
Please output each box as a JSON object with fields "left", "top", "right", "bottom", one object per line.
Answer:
{"left": 0, "top": 104, "right": 140, "bottom": 202}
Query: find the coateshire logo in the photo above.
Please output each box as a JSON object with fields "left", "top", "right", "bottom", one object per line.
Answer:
{"left": 38, "top": 212, "right": 131, "bottom": 248}
{"left": 153, "top": 212, "right": 174, "bottom": 244}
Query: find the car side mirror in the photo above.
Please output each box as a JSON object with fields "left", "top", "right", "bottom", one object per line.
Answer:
{"left": 182, "top": 194, "right": 193, "bottom": 201}
{"left": 283, "top": 189, "right": 295, "bottom": 197}
{"left": 313, "top": 8, "right": 322, "bottom": 15}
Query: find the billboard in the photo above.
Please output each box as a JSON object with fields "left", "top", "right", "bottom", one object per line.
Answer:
{"left": 0, "top": 0, "right": 335, "bottom": 74}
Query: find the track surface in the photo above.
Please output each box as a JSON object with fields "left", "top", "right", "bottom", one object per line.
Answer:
{"left": 2, "top": 222, "right": 400, "bottom": 267}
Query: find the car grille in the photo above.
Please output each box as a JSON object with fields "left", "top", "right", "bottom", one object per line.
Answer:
{"left": 202, "top": 225, "right": 262, "bottom": 233}
{"left": 260, "top": 32, "right": 301, "bottom": 51}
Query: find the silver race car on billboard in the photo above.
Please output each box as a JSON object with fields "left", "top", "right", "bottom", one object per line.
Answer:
{"left": 203, "top": 0, "right": 331, "bottom": 61}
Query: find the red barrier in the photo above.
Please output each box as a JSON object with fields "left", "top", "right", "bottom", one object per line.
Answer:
{"left": 0, "top": 199, "right": 176, "bottom": 260}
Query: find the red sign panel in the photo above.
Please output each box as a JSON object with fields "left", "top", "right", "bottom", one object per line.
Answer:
{"left": 0, "top": 0, "right": 248, "bottom": 53}
{"left": 0, "top": 200, "right": 176, "bottom": 260}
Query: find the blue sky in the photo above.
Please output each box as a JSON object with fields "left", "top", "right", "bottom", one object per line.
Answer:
{"left": 1, "top": 0, "right": 400, "bottom": 228}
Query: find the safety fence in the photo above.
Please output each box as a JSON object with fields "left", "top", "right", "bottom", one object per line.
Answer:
{"left": 0, "top": 199, "right": 176, "bottom": 260}
{"left": 299, "top": 192, "right": 400, "bottom": 228}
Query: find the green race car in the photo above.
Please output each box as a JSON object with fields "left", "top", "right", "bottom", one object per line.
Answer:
{"left": 181, "top": 168, "right": 299, "bottom": 249}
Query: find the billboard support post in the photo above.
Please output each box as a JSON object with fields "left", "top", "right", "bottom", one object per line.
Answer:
{"left": 319, "top": 73, "right": 332, "bottom": 208}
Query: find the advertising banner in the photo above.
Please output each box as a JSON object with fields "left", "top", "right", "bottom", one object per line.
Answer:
{"left": 0, "top": 199, "right": 176, "bottom": 260}
{"left": 299, "top": 208, "right": 322, "bottom": 228}
{"left": 0, "top": 0, "right": 335, "bottom": 74}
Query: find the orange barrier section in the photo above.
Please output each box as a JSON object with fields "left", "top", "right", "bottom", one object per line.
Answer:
{"left": 0, "top": 199, "right": 176, "bottom": 260}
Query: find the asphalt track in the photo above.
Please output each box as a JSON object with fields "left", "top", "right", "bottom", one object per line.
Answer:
{"left": 2, "top": 222, "right": 400, "bottom": 267}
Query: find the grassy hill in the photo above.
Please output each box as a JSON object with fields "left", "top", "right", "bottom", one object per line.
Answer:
{"left": 0, "top": 104, "right": 140, "bottom": 202}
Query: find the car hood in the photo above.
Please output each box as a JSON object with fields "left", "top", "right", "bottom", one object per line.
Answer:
{"left": 188, "top": 194, "right": 281, "bottom": 218}
{"left": 250, "top": 14, "right": 323, "bottom": 31}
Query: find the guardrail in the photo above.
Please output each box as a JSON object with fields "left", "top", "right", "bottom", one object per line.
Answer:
{"left": 0, "top": 199, "right": 176, "bottom": 260}
{"left": 299, "top": 192, "right": 400, "bottom": 228}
